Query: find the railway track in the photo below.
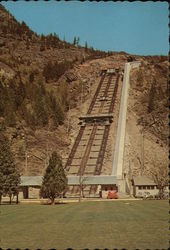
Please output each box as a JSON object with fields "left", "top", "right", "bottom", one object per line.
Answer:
{"left": 66, "top": 68, "right": 121, "bottom": 197}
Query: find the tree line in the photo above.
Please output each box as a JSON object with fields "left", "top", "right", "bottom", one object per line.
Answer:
{"left": 0, "top": 128, "right": 67, "bottom": 205}
{"left": 0, "top": 72, "right": 65, "bottom": 128}
{"left": 0, "top": 127, "right": 168, "bottom": 204}
{"left": 0, "top": 130, "right": 20, "bottom": 204}
{"left": 0, "top": 4, "right": 110, "bottom": 58}
{"left": 43, "top": 59, "right": 74, "bottom": 82}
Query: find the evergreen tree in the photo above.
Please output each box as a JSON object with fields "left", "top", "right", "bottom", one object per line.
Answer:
{"left": 15, "top": 81, "right": 26, "bottom": 108}
{"left": 76, "top": 37, "right": 80, "bottom": 47}
{"left": 40, "top": 44, "right": 45, "bottom": 52}
{"left": 73, "top": 36, "right": 76, "bottom": 46}
{"left": 26, "top": 40, "right": 30, "bottom": 50}
{"left": 85, "top": 41, "right": 88, "bottom": 52}
{"left": 21, "top": 21, "right": 27, "bottom": 32}
{"left": 43, "top": 61, "right": 53, "bottom": 82}
{"left": 0, "top": 131, "right": 20, "bottom": 204}
{"left": 0, "top": 80, "right": 5, "bottom": 116}
{"left": 40, "top": 34, "right": 45, "bottom": 41}
{"left": 3, "top": 82, "right": 17, "bottom": 126}
{"left": 29, "top": 72, "right": 35, "bottom": 83}
{"left": 148, "top": 82, "right": 155, "bottom": 113}
{"left": 4, "top": 101, "right": 16, "bottom": 127}
{"left": 34, "top": 95, "right": 48, "bottom": 126}
{"left": 0, "top": 171, "right": 5, "bottom": 205}
{"left": 40, "top": 151, "right": 67, "bottom": 204}
{"left": 49, "top": 92, "right": 65, "bottom": 126}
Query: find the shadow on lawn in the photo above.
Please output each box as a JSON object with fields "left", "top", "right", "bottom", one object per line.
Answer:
{"left": 0, "top": 202, "right": 19, "bottom": 205}
{"left": 42, "top": 202, "right": 68, "bottom": 205}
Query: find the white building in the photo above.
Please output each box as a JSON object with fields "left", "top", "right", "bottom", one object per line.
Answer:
{"left": 132, "top": 175, "right": 168, "bottom": 198}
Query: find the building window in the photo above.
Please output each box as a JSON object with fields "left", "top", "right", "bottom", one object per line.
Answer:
{"left": 138, "top": 185, "right": 154, "bottom": 190}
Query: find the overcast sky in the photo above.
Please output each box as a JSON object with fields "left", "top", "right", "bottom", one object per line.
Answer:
{"left": 2, "top": 1, "right": 169, "bottom": 55}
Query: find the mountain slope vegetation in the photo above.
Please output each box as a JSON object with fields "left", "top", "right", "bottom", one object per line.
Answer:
{"left": 0, "top": 4, "right": 168, "bottom": 178}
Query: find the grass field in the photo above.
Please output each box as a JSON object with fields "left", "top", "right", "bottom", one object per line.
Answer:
{"left": 0, "top": 200, "right": 169, "bottom": 249}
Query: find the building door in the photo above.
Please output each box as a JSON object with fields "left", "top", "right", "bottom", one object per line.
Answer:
{"left": 23, "top": 187, "right": 29, "bottom": 199}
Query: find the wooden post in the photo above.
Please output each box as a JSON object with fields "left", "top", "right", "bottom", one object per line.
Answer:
{"left": 141, "top": 126, "right": 144, "bottom": 175}
{"left": 16, "top": 192, "right": 19, "bottom": 204}
{"left": 25, "top": 151, "right": 28, "bottom": 174}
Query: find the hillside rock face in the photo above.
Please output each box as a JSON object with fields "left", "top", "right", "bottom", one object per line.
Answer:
{"left": 0, "top": 4, "right": 107, "bottom": 175}
{"left": 0, "top": 4, "right": 168, "bottom": 178}
{"left": 123, "top": 58, "right": 168, "bottom": 182}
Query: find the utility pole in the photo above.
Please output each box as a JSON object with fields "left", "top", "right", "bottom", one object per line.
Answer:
{"left": 79, "top": 171, "right": 82, "bottom": 202}
{"left": 141, "top": 126, "right": 144, "bottom": 175}
{"left": 46, "top": 126, "right": 49, "bottom": 165}
{"left": 67, "top": 104, "right": 71, "bottom": 134}
{"left": 81, "top": 81, "right": 84, "bottom": 107}
{"left": 25, "top": 151, "right": 28, "bottom": 175}
{"left": 79, "top": 149, "right": 84, "bottom": 202}
{"left": 128, "top": 160, "right": 132, "bottom": 196}
{"left": 140, "top": 118, "right": 146, "bottom": 175}
{"left": 79, "top": 169, "right": 86, "bottom": 201}
{"left": 24, "top": 133, "right": 28, "bottom": 175}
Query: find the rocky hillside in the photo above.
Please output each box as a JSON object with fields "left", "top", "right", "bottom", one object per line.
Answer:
{"left": 0, "top": 4, "right": 168, "bottom": 178}
{"left": 123, "top": 56, "right": 168, "bottom": 180}
{"left": 0, "top": 4, "right": 108, "bottom": 175}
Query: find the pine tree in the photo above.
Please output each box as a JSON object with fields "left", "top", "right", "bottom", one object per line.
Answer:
{"left": 15, "top": 81, "right": 26, "bottom": 107}
{"left": 40, "top": 44, "right": 45, "bottom": 52}
{"left": 0, "top": 80, "right": 5, "bottom": 116}
{"left": 73, "top": 36, "right": 76, "bottom": 46}
{"left": 0, "top": 131, "right": 20, "bottom": 204}
{"left": 0, "top": 171, "right": 5, "bottom": 205}
{"left": 3, "top": 83, "right": 17, "bottom": 126}
{"left": 148, "top": 82, "right": 155, "bottom": 113}
{"left": 85, "top": 41, "right": 88, "bottom": 52}
{"left": 43, "top": 61, "right": 53, "bottom": 82}
{"left": 34, "top": 95, "right": 48, "bottom": 126}
{"left": 29, "top": 72, "right": 34, "bottom": 83}
{"left": 4, "top": 102, "right": 16, "bottom": 127}
{"left": 76, "top": 37, "right": 80, "bottom": 47}
{"left": 49, "top": 92, "right": 65, "bottom": 126}
{"left": 40, "top": 151, "right": 67, "bottom": 204}
{"left": 26, "top": 40, "right": 30, "bottom": 50}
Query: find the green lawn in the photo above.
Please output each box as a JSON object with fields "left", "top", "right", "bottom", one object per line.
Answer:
{"left": 0, "top": 200, "right": 169, "bottom": 249}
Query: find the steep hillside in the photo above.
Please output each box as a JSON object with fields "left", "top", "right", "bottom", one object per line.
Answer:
{"left": 123, "top": 57, "right": 168, "bottom": 180}
{"left": 0, "top": 4, "right": 168, "bottom": 178}
{"left": 0, "top": 4, "right": 108, "bottom": 175}
{"left": 66, "top": 55, "right": 168, "bottom": 180}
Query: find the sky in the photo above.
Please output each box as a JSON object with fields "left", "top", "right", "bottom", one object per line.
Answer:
{"left": 1, "top": 1, "right": 169, "bottom": 55}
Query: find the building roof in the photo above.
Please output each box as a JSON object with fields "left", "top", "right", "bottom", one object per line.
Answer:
{"left": 133, "top": 176, "right": 156, "bottom": 186}
{"left": 20, "top": 176, "right": 43, "bottom": 186}
{"left": 68, "top": 175, "right": 117, "bottom": 185}
{"left": 20, "top": 175, "right": 117, "bottom": 186}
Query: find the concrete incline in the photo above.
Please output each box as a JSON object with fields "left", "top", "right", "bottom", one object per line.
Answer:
{"left": 111, "top": 61, "right": 141, "bottom": 192}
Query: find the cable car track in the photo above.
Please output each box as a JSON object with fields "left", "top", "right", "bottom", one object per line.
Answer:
{"left": 66, "top": 68, "right": 122, "bottom": 196}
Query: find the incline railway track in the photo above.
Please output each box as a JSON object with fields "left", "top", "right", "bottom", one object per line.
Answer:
{"left": 65, "top": 67, "right": 121, "bottom": 196}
